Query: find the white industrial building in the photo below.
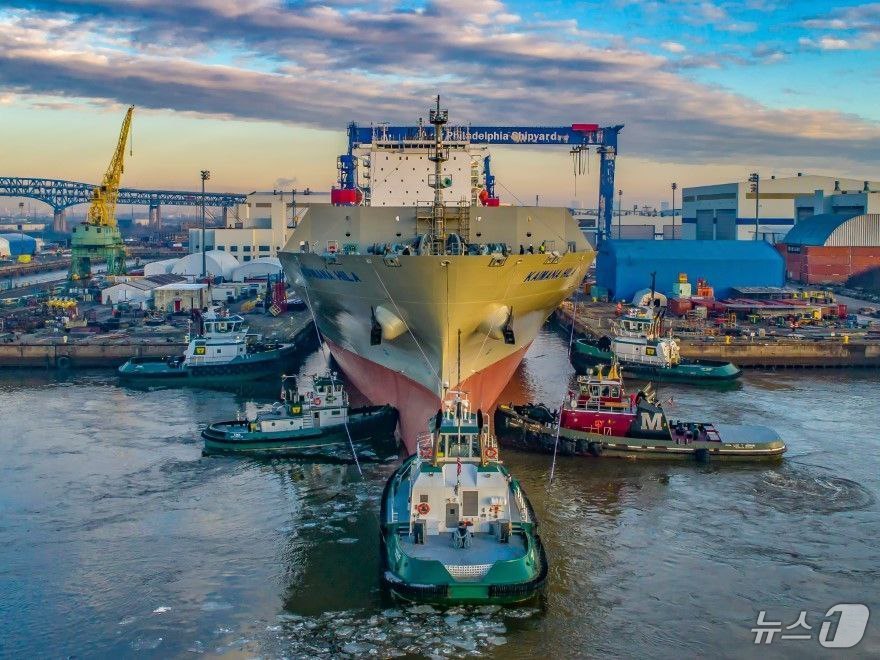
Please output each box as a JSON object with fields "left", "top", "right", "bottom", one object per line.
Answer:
{"left": 170, "top": 250, "right": 240, "bottom": 280}
{"left": 101, "top": 274, "right": 187, "bottom": 308}
{"left": 231, "top": 256, "right": 282, "bottom": 282}
{"left": 682, "top": 174, "right": 880, "bottom": 242}
{"left": 143, "top": 258, "right": 179, "bottom": 277}
{"left": 101, "top": 280, "right": 159, "bottom": 308}
{"left": 192, "top": 191, "right": 330, "bottom": 260}
{"left": 153, "top": 282, "right": 210, "bottom": 313}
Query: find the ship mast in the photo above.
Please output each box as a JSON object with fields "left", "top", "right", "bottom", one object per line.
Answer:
{"left": 428, "top": 95, "right": 449, "bottom": 255}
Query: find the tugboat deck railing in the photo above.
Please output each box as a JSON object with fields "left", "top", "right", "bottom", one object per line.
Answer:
{"left": 513, "top": 486, "right": 531, "bottom": 524}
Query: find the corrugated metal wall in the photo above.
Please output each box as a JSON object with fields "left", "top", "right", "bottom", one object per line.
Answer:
{"left": 616, "top": 224, "right": 656, "bottom": 240}
{"left": 596, "top": 240, "right": 785, "bottom": 300}
{"left": 696, "top": 210, "right": 714, "bottom": 239}
{"left": 781, "top": 244, "right": 880, "bottom": 284}
{"left": 716, "top": 209, "right": 737, "bottom": 240}
{"left": 827, "top": 214, "right": 880, "bottom": 246}
{"left": 662, "top": 224, "right": 681, "bottom": 240}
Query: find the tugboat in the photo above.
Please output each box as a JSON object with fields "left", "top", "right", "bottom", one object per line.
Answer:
{"left": 570, "top": 304, "right": 742, "bottom": 383}
{"left": 118, "top": 308, "right": 294, "bottom": 384}
{"left": 380, "top": 391, "right": 548, "bottom": 604}
{"left": 496, "top": 362, "right": 785, "bottom": 461}
{"left": 202, "top": 372, "right": 398, "bottom": 458}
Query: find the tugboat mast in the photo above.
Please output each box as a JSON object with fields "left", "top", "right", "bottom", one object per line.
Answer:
{"left": 428, "top": 95, "right": 449, "bottom": 255}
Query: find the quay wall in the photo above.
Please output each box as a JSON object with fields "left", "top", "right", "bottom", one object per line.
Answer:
{"left": 555, "top": 303, "right": 880, "bottom": 368}
{"left": 0, "top": 341, "right": 187, "bottom": 368}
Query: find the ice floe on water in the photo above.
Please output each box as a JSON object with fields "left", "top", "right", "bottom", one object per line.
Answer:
{"left": 152, "top": 606, "right": 171, "bottom": 614}
{"left": 755, "top": 465, "right": 876, "bottom": 514}
{"left": 201, "top": 600, "right": 234, "bottom": 611}
{"left": 248, "top": 605, "right": 538, "bottom": 658}
{"left": 129, "top": 636, "right": 163, "bottom": 651}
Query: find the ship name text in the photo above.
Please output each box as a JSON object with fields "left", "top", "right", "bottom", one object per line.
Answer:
{"left": 301, "top": 267, "right": 362, "bottom": 283}
{"left": 523, "top": 268, "right": 575, "bottom": 282}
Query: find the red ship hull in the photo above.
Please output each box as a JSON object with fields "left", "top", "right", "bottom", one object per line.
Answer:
{"left": 327, "top": 338, "right": 531, "bottom": 453}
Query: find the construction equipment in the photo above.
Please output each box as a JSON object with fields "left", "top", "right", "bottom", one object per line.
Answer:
{"left": 69, "top": 106, "right": 134, "bottom": 280}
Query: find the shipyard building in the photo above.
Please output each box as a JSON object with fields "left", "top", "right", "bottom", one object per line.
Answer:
{"left": 682, "top": 174, "right": 880, "bottom": 243}
{"left": 777, "top": 188, "right": 880, "bottom": 284}
{"left": 0, "top": 233, "right": 38, "bottom": 258}
{"left": 596, "top": 240, "right": 785, "bottom": 301}
{"left": 189, "top": 191, "right": 329, "bottom": 260}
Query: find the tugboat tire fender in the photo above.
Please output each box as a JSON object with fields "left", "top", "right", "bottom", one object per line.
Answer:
{"left": 588, "top": 441, "right": 603, "bottom": 457}
{"left": 56, "top": 355, "right": 71, "bottom": 369}
{"left": 694, "top": 448, "right": 711, "bottom": 463}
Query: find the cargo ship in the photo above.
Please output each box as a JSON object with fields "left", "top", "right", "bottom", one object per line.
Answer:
{"left": 278, "top": 100, "right": 594, "bottom": 450}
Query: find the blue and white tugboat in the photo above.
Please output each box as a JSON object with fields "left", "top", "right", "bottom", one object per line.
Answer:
{"left": 118, "top": 308, "right": 295, "bottom": 384}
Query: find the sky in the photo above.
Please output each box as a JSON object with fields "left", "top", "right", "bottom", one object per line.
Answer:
{"left": 1, "top": 0, "right": 879, "bottom": 211}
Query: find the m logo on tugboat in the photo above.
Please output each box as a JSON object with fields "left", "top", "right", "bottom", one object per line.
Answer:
{"left": 640, "top": 411, "right": 664, "bottom": 431}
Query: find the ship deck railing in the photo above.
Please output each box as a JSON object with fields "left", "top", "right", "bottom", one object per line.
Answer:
{"left": 399, "top": 531, "right": 527, "bottom": 580}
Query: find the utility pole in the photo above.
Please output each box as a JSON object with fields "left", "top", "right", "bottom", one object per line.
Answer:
{"left": 749, "top": 172, "right": 760, "bottom": 241}
{"left": 617, "top": 189, "right": 623, "bottom": 239}
{"left": 200, "top": 169, "right": 211, "bottom": 278}
{"left": 671, "top": 182, "right": 678, "bottom": 240}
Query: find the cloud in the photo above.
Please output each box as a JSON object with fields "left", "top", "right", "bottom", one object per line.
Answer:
{"left": 273, "top": 177, "right": 297, "bottom": 189}
{"left": 799, "top": 3, "right": 880, "bottom": 50}
{"left": 661, "top": 41, "right": 687, "bottom": 53}
{"left": 0, "top": 1, "right": 879, "bottom": 172}
{"left": 798, "top": 36, "right": 857, "bottom": 51}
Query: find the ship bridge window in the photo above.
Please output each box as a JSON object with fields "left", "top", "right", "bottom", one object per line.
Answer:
{"left": 590, "top": 385, "right": 600, "bottom": 397}
{"left": 443, "top": 433, "right": 478, "bottom": 458}
{"left": 611, "top": 387, "right": 620, "bottom": 398}
{"left": 204, "top": 323, "right": 214, "bottom": 333}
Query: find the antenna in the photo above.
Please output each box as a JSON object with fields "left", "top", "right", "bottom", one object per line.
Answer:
{"left": 457, "top": 329, "right": 461, "bottom": 387}
{"left": 428, "top": 95, "right": 449, "bottom": 255}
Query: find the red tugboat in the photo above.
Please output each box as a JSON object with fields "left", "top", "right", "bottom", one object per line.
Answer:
{"left": 495, "top": 363, "right": 786, "bottom": 461}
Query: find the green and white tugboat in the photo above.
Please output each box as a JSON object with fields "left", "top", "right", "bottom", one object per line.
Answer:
{"left": 380, "top": 391, "right": 548, "bottom": 604}
{"left": 119, "top": 308, "right": 295, "bottom": 385}
{"left": 202, "top": 372, "right": 399, "bottom": 458}
{"left": 571, "top": 304, "right": 741, "bottom": 383}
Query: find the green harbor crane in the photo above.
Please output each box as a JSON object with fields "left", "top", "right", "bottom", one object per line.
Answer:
{"left": 69, "top": 105, "right": 134, "bottom": 280}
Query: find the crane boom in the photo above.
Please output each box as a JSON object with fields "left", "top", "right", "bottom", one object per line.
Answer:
{"left": 86, "top": 105, "right": 133, "bottom": 228}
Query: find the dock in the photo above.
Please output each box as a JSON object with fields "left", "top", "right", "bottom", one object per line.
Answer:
{"left": 0, "top": 309, "right": 317, "bottom": 369}
{"left": 557, "top": 301, "right": 880, "bottom": 368}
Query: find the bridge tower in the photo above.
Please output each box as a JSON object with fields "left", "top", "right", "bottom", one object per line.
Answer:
{"left": 53, "top": 209, "right": 67, "bottom": 233}
{"left": 70, "top": 106, "right": 133, "bottom": 280}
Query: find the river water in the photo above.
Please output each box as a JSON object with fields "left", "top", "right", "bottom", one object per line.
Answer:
{"left": 1, "top": 328, "right": 878, "bottom": 658}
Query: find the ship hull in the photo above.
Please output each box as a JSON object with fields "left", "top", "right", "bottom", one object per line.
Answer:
{"left": 327, "top": 338, "right": 531, "bottom": 451}
{"left": 279, "top": 250, "right": 591, "bottom": 452}
{"left": 495, "top": 405, "right": 787, "bottom": 461}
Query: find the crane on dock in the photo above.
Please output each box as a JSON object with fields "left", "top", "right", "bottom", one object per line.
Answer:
{"left": 69, "top": 105, "right": 134, "bottom": 280}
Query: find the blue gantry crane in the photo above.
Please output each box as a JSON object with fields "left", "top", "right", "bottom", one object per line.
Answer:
{"left": 334, "top": 121, "right": 624, "bottom": 240}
